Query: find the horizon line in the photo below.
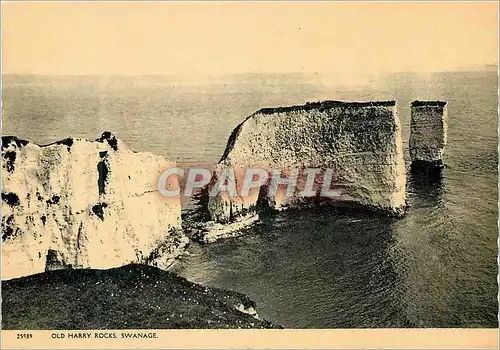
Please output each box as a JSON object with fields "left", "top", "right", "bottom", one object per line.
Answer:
{"left": 2, "top": 64, "right": 498, "bottom": 77}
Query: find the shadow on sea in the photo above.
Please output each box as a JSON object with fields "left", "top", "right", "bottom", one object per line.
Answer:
{"left": 175, "top": 202, "right": 414, "bottom": 328}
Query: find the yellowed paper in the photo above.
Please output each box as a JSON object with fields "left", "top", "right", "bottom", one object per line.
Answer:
{"left": 1, "top": 1, "right": 498, "bottom": 349}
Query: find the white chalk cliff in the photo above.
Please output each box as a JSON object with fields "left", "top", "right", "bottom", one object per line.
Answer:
{"left": 206, "top": 101, "right": 407, "bottom": 229}
{"left": 2, "top": 132, "right": 187, "bottom": 280}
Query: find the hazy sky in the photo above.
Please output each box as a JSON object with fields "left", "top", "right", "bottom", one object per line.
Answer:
{"left": 2, "top": 2, "right": 498, "bottom": 77}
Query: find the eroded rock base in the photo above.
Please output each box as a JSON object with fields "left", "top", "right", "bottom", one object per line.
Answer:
{"left": 191, "top": 215, "right": 260, "bottom": 244}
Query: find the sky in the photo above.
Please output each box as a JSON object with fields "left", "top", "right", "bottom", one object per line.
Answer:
{"left": 2, "top": 2, "right": 498, "bottom": 78}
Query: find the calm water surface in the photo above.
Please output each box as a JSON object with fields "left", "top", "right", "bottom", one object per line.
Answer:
{"left": 3, "top": 71, "right": 497, "bottom": 327}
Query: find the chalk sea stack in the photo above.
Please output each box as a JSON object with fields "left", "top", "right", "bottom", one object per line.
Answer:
{"left": 203, "top": 101, "right": 406, "bottom": 241}
{"left": 1, "top": 132, "right": 187, "bottom": 280}
{"left": 409, "top": 100, "right": 448, "bottom": 167}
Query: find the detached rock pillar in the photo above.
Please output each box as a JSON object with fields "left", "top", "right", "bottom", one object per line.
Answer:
{"left": 409, "top": 100, "right": 448, "bottom": 167}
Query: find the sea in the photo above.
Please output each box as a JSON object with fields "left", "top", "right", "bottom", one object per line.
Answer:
{"left": 2, "top": 69, "right": 498, "bottom": 328}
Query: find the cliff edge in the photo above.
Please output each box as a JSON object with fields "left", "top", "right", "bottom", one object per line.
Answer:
{"left": 2, "top": 264, "right": 279, "bottom": 329}
{"left": 1, "top": 132, "right": 188, "bottom": 280}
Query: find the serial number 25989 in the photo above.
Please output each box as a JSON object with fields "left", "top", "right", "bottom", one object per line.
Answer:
{"left": 17, "top": 333, "right": 33, "bottom": 339}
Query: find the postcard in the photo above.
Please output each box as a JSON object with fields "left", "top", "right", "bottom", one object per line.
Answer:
{"left": 1, "top": 1, "right": 498, "bottom": 349}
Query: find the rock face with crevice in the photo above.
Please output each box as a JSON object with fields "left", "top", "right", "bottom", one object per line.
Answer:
{"left": 409, "top": 100, "right": 448, "bottom": 166}
{"left": 205, "top": 101, "right": 406, "bottom": 236}
{"left": 1, "top": 132, "right": 187, "bottom": 280}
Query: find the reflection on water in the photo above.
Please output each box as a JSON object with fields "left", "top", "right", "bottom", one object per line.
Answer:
{"left": 409, "top": 163, "right": 444, "bottom": 190}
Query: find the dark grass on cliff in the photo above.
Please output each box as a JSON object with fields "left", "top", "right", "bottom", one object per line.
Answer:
{"left": 1, "top": 136, "right": 29, "bottom": 150}
{"left": 1, "top": 131, "right": 118, "bottom": 152}
{"left": 257, "top": 100, "right": 396, "bottom": 115}
{"left": 2, "top": 264, "right": 279, "bottom": 330}
{"left": 411, "top": 100, "right": 447, "bottom": 107}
